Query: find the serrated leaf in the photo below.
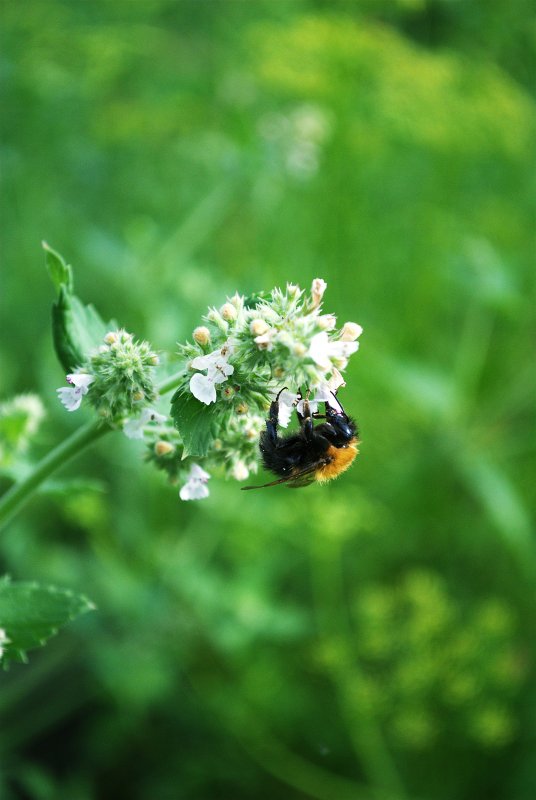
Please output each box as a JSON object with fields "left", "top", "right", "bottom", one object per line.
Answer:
{"left": 42, "top": 240, "right": 73, "bottom": 293}
{"left": 170, "top": 391, "right": 218, "bottom": 458}
{"left": 44, "top": 243, "right": 116, "bottom": 371}
{"left": 52, "top": 287, "right": 114, "bottom": 371}
{"left": 0, "top": 576, "right": 95, "bottom": 667}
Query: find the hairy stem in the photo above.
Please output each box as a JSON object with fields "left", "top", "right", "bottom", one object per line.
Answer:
{"left": 0, "top": 419, "right": 110, "bottom": 530}
{"left": 0, "top": 370, "right": 185, "bottom": 531}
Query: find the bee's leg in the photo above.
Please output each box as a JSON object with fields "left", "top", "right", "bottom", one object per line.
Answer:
{"left": 265, "top": 388, "right": 290, "bottom": 445}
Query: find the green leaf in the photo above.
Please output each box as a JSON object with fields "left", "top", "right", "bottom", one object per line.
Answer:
{"left": 170, "top": 391, "right": 218, "bottom": 458}
{"left": 0, "top": 576, "right": 95, "bottom": 667}
{"left": 42, "top": 240, "right": 73, "bottom": 293}
{"left": 44, "top": 243, "right": 116, "bottom": 372}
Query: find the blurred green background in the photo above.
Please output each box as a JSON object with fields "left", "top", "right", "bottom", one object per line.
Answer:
{"left": 1, "top": 1, "right": 535, "bottom": 798}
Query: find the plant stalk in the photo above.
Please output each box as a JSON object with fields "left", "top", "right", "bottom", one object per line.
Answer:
{"left": 0, "top": 369, "right": 185, "bottom": 531}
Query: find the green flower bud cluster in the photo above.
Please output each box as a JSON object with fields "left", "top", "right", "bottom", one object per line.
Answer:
{"left": 87, "top": 330, "right": 159, "bottom": 420}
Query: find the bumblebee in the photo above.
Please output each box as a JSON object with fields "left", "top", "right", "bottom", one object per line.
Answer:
{"left": 242, "top": 388, "right": 359, "bottom": 490}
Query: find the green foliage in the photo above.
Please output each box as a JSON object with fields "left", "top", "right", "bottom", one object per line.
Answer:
{"left": 347, "top": 570, "right": 525, "bottom": 750}
{"left": 0, "top": 576, "right": 94, "bottom": 667}
{"left": 0, "top": 1, "right": 534, "bottom": 799}
{"left": 170, "top": 390, "right": 218, "bottom": 458}
{"left": 0, "top": 395, "right": 45, "bottom": 474}
{"left": 44, "top": 242, "right": 115, "bottom": 372}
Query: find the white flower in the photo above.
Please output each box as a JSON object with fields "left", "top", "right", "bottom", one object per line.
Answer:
{"left": 274, "top": 389, "right": 299, "bottom": 427}
{"left": 327, "top": 367, "right": 346, "bottom": 393}
{"left": 308, "top": 332, "right": 359, "bottom": 371}
{"left": 180, "top": 463, "right": 211, "bottom": 501}
{"left": 296, "top": 385, "right": 343, "bottom": 416}
{"left": 0, "top": 628, "right": 8, "bottom": 661}
{"left": 189, "top": 342, "right": 235, "bottom": 405}
{"left": 123, "top": 407, "right": 167, "bottom": 440}
{"left": 57, "top": 373, "right": 94, "bottom": 412}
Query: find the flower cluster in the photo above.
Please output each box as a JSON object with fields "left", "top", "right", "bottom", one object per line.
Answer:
{"left": 56, "top": 330, "right": 164, "bottom": 437}
{"left": 55, "top": 282, "right": 363, "bottom": 504}
{"left": 179, "top": 278, "right": 361, "bottom": 412}
{"left": 167, "top": 277, "right": 363, "bottom": 500}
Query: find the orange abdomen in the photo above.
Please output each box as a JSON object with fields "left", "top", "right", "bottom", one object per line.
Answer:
{"left": 316, "top": 437, "right": 359, "bottom": 483}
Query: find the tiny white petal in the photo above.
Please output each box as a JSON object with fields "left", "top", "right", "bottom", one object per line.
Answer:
{"left": 329, "top": 340, "right": 359, "bottom": 359}
{"left": 123, "top": 417, "right": 145, "bottom": 439}
{"left": 190, "top": 373, "right": 217, "bottom": 404}
{"left": 209, "top": 361, "right": 234, "bottom": 382}
{"left": 140, "top": 407, "right": 167, "bottom": 425}
{"left": 273, "top": 389, "right": 298, "bottom": 428}
{"left": 327, "top": 368, "right": 346, "bottom": 392}
{"left": 123, "top": 407, "right": 167, "bottom": 440}
{"left": 180, "top": 463, "right": 211, "bottom": 501}
{"left": 278, "top": 402, "right": 294, "bottom": 428}
{"left": 308, "top": 331, "right": 331, "bottom": 370}
{"left": 191, "top": 352, "right": 218, "bottom": 370}
{"left": 57, "top": 386, "right": 84, "bottom": 412}
{"left": 180, "top": 481, "right": 210, "bottom": 501}
{"left": 188, "top": 464, "right": 210, "bottom": 482}
{"left": 66, "top": 373, "right": 94, "bottom": 390}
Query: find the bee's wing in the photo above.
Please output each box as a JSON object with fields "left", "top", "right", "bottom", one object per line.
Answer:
{"left": 241, "top": 461, "right": 324, "bottom": 491}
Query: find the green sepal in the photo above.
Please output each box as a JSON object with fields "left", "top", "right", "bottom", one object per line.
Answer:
{"left": 0, "top": 576, "right": 95, "bottom": 668}
{"left": 170, "top": 390, "right": 218, "bottom": 458}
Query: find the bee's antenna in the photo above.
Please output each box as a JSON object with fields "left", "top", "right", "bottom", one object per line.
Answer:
{"left": 276, "top": 386, "right": 289, "bottom": 401}
{"left": 328, "top": 390, "right": 345, "bottom": 416}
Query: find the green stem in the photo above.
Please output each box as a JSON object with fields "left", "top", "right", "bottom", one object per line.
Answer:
{"left": 0, "top": 419, "right": 110, "bottom": 531}
{"left": 156, "top": 369, "right": 184, "bottom": 396}
{"left": 0, "top": 370, "right": 185, "bottom": 532}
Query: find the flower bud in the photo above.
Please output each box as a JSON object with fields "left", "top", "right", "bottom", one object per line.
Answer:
{"left": 104, "top": 331, "right": 118, "bottom": 345}
{"left": 340, "top": 322, "right": 363, "bottom": 342}
{"left": 286, "top": 283, "right": 300, "bottom": 297}
{"left": 222, "top": 385, "right": 236, "bottom": 401}
{"left": 149, "top": 355, "right": 160, "bottom": 366}
{"left": 220, "top": 303, "right": 237, "bottom": 322}
{"left": 207, "top": 308, "right": 229, "bottom": 332}
{"left": 293, "top": 343, "right": 307, "bottom": 356}
{"left": 236, "top": 402, "right": 249, "bottom": 414}
{"left": 132, "top": 390, "right": 145, "bottom": 402}
{"left": 311, "top": 278, "right": 327, "bottom": 307}
{"left": 155, "top": 440, "right": 175, "bottom": 457}
{"left": 193, "top": 326, "right": 211, "bottom": 346}
{"left": 318, "top": 314, "right": 337, "bottom": 331}
{"left": 250, "top": 318, "right": 269, "bottom": 336}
